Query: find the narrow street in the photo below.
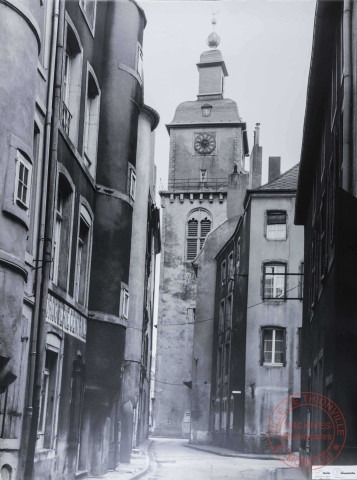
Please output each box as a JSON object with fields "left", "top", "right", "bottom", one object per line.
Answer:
{"left": 142, "top": 438, "right": 283, "bottom": 480}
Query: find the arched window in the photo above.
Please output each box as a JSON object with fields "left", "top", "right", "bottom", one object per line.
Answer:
{"left": 186, "top": 209, "right": 212, "bottom": 260}
{"left": 52, "top": 173, "right": 74, "bottom": 289}
{"left": 83, "top": 65, "right": 100, "bottom": 177}
{"left": 62, "top": 17, "right": 83, "bottom": 145}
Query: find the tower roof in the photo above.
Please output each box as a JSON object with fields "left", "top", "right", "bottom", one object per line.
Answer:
{"left": 167, "top": 98, "right": 242, "bottom": 130}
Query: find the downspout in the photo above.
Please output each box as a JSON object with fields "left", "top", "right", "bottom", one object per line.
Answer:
{"left": 343, "top": 0, "right": 352, "bottom": 193}
{"left": 24, "top": 0, "right": 65, "bottom": 478}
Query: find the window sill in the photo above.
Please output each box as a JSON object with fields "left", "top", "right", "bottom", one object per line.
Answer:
{"left": 34, "top": 448, "right": 56, "bottom": 461}
{"left": 263, "top": 363, "right": 283, "bottom": 368}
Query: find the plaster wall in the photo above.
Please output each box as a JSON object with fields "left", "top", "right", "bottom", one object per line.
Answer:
{"left": 244, "top": 194, "right": 303, "bottom": 452}
{"left": 154, "top": 194, "right": 228, "bottom": 437}
{"left": 0, "top": 0, "right": 39, "bottom": 391}
{"left": 169, "top": 127, "right": 242, "bottom": 183}
{"left": 190, "top": 217, "right": 239, "bottom": 444}
{"left": 199, "top": 66, "right": 224, "bottom": 95}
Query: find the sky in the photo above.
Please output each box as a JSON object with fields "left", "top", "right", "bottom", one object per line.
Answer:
{"left": 141, "top": 0, "right": 316, "bottom": 188}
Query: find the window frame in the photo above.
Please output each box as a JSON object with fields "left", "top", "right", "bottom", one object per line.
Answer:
{"left": 14, "top": 151, "right": 32, "bottom": 211}
{"left": 260, "top": 327, "right": 286, "bottom": 367}
{"left": 129, "top": 169, "right": 137, "bottom": 200}
{"left": 120, "top": 285, "right": 130, "bottom": 319}
{"left": 83, "top": 63, "right": 101, "bottom": 177}
{"left": 221, "top": 260, "right": 226, "bottom": 286}
{"left": 186, "top": 208, "right": 212, "bottom": 261}
{"left": 79, "top": 0, "right": 97, "bottom": 36}
{"left": 136, "top": 43, "right": 144, "bottom": 82}
{"left": 262, "top": 262, "right": 287, "bottom": 300}
{"left": 266, "top": 210, "right": 287, "bottom": 241}
{"left": 74, "top": 204, "right": 92, "bottom": 306}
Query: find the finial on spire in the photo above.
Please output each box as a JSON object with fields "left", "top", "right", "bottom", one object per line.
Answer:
{"left": 207, "top": 10, "right": 220, "bottom": 49}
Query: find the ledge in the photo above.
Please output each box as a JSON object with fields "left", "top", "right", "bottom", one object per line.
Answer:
{"left": 0, "top": 248, "right": 28, "bottom": 281}
{"left": 88, "top": 310, "right": 128, "bottom": 328}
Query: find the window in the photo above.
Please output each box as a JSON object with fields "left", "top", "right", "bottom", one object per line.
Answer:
{"left": 51, "top": 173, "right": 73, "bottom": 289}
{"left": 266, "top": 211, "right": 287, "bottom": 240}
{"left": 263, "top": 263, "right": 286, "bottom": 299}
{"left": 74, "top": 206, "right": 92, "bottom": 305}
{"left": 228, "top": 252, "right": 234, "bottom": 280}
{"left": 200, "top": 169, "right": 207, "bottom": 182}
{"left": 225, "top": 295, "right": 232, "bottom": 330}
{"left": 129, "top": 169, "right": 136, "bottom": 200}
{"left": 297, "top": 328, "right": 302, "bottom": 368}
{"left": 201, "top": 104, "right": 212, "bottom": 117}
{"left": 218, "top": 300, "right": 225, "bottom": 333}
{"left": 221, "top": 260, "right": 226, "bottom": 285}
{"left": 221, "top": 397, "right": 227, "bottom": 430}
{"left": 83, "top": 67, "right": 100, "bottom": 176}
{"left": 79, "top": 0, "right": 97, "bottom": 32}
{"left": 214, "top": 399, "right": 220, "bottom": 431}
{"left": 229, "top": 395, "right": 234, "bottom": 430}
{"left": 52, "top": 189, "right": 63, "bottom": 284}
{"left": 62, "top": 19, "right": 83, "bottom": 145}
{"left": 137, "top": 44, "right": 143, "bottom": 81}
{"left": 186, "top": 209, "right": 212, "bottom": 260}
{"left": 217, "top": 347, "right": 223, "bottom": 383}
{"left": 224, "top": 343, "right": 230, "bottom": 376}
{"left": 37, "top": 334, "right": 61, "bottom": 450}
{"left": 261, "top": 327, "right": 286, "bottom": 366}
{"left": 120, "top": 286, "right": 129, "bottom": 319}
{"left": 69, "top": 354, "right": 85, "bottom": 442}
{"left": 236, "top": 237, "right": 241, "bottom": 270}
{"left": 40, "top": 0, "right": 54, "bottom": 70}
{"left": 15, "top": 151, "right": 32, "bottom": 210}
{"left": 299, "top": 262, "right": 304, "bottom": 300}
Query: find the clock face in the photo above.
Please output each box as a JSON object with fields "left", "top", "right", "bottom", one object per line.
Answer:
{"left": 194, "top": 133, "right": 216, "bottom": 154}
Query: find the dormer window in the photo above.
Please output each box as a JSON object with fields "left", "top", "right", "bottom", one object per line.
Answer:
{"left": 201, "top": 104, "right": 212, "bottom": 117}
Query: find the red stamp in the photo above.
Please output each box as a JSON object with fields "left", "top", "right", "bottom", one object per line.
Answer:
{"left": 268, "top": 392, "right": 347, "bottom": 471}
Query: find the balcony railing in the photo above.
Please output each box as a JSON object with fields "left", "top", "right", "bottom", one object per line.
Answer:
{"left": 61, "top": 102, "right": 72, "bottom": 135}
{"left": 167, "top": 178, "right": 228, "bottom": 191}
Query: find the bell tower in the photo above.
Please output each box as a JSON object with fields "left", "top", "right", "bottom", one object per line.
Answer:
{"left": 154, "top": 19, "right": 249, "bottom": 438}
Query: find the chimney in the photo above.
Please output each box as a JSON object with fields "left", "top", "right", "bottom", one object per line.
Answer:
{"left": 227, "top": 164, "right": 249, "bottom": 219}
{"left": 249, "top": 123, "right": 262, "bottom": 188}
{"left": 268, "top": 156, "right": 281, "bottom": 183}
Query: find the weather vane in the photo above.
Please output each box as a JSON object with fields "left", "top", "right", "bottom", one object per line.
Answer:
{"left": 207, "top": 10, "right": 220, "bottom": 49}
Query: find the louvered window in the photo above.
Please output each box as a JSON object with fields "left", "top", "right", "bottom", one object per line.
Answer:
{"left": 186, "top": 210, "right": 212, "bottom": 260}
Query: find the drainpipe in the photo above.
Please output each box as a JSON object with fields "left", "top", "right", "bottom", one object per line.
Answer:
{"left": 343, "top": 0, "right": 352, "bottom": 193}
{"left": 23, "top": 1, "right": 64, "bottom": 478}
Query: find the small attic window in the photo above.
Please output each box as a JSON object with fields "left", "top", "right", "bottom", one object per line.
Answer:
{"left": 201, "top": 104, "right": 212, "bottom": 117}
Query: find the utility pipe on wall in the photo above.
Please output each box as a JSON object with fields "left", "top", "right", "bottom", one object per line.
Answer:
{"left": 343, "top": 0, "right": 352, "bottom": 193}
{"left": 23, "top": 0, "right": 65, "bottom": 477}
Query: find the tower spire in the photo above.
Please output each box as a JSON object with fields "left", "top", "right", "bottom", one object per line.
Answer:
{"left": 207, "top": 11, "right": 220, "bottom": 49}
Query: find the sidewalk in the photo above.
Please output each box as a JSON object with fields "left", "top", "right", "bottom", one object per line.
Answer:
{"left": 184, "top": 442, "right": 285, "bottom": 461}
{"left": 83, "top": 440, "right": 151, "bottom": 480}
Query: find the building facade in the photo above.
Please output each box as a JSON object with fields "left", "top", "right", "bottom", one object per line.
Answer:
{"left": 154, "top": 30, "right": 249, "bottom": 438}
{"left": 0, "top": 1, "right": 159, "bottom": 479}
{"left": 295, "top": 0, "right": 357, "bottom": 471}
{"left": 191, "top": 153, "right": 304, "bottom": 453}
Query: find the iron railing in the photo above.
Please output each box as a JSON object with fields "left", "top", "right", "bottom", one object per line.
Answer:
{"left": 61, "top": 102, "right": 72, "bottom": 135}
{"left": 167, "top": 178, "right": 228, "bottom": 191}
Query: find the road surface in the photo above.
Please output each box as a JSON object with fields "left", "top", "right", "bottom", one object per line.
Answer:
{"left": 142, "top": 438, "right": 283, "bottom": 480}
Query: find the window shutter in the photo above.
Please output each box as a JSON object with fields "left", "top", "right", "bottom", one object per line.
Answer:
{"left": 283, "top": 329, "right": 287, "bottom": 366}
{"left": 187, "top": 238, "right": 197, "bottom": 260}
{"left": 200, "top": 218, "right": 211, "bottom": 238}
{"left": 267, "top": 212, "right": 286, "bottom": 225}
{"left": 259, "top": 329, "right": 264, "bottom": 366}
{"left": 188, "top": 219, "right": 198, "bottom": 237}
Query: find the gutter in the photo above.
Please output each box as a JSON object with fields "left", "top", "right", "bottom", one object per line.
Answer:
{"left": 343, "top": 0, "right": 352, "bottom": 193}
{"left": 24, "top": 0, "right": 65, "bottom": 477}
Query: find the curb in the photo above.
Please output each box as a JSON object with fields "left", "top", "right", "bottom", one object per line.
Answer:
{"left": 129, "top": 439, "right": 153, "bottom": 480}
{"left": 184, "top": 443, "right": 283, "bottom": 460}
